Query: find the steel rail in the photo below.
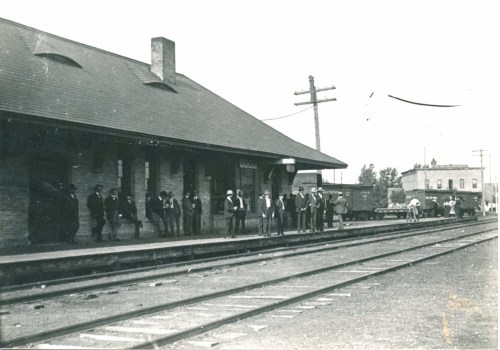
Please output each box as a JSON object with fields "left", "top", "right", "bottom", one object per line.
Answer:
{"left": 1, "top": 219, "right": 493, "bottom": 306}
{"left": 2, "top": 217, "right": 486, "bottom": 293}
{"left": 1, "top": 226, "right": 496, "bottom": 349}
{"left": 131, "top": 234, "right": 496, "bottom": 349}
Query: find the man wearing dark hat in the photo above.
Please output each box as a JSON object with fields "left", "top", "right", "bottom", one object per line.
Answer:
{"left": 295, "top": 186, "right": 307, "bottom": 233}
{"left": 121, "top": 194, "right": 142, "bottom": 239}
{"left": 165, "top": 191, "right": 181, "bottom": 237}
{"left": 333, "top": 192, "right": 348, "bottom": 229}
{"left": 64, "top": 184, "right": 79, "bottom": 243}
{"left": 234, "top": 189, "right": 247, "bottom": 235}
{"left": 192, "top": 190, "right": 202, "bottom": 235}
{"left": 87, "top": 184, "right": 105, "bottom": 242}
{"left": 316, "top": 187, "right": 325, "bottom": 232}
{"left": 275, "top": 193, "right": 286, "bottom": 236}
{"left": 104, "top": 188, "right": 121, "bottom": 241}
{"left": 149, "top": 191, "right": 168, "bottom": 237}
{"left": 182, "top": 190, "right": 194, "bottom": 236}
{"left": 224, "top": 190, "right": 236, "bottom": 238}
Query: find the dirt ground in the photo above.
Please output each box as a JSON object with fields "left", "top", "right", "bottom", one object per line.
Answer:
{"left": 182, "top": 238, "right": 498, "bottom": 349}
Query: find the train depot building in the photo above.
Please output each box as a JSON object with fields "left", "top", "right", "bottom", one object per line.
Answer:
{"left": 0, "top": 18, "right": 347, "bottom": 247}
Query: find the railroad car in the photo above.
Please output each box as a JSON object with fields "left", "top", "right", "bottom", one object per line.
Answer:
{"left": 322, "top": 183, "right": 377, "bottom": 220}
{"left": 404, "top": 189, "right": 481, "bottom": 217}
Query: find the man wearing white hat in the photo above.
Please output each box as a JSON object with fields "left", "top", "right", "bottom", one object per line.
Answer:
{"left": 224, "top": 190, "right": 236, "bottom": 238}
{"left": 262, "top": 190, "right": 274, "bottom": 237}
{"left": 308, "top": 188, "right": 318, "bottom": 233}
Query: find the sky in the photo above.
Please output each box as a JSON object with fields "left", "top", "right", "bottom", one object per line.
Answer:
{"left": 3, "top": 0, "right": 499, "bottom": 184}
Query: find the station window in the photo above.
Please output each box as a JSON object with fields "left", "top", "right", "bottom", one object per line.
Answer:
{"left": 460, "top": 179, "right": 465, "bottom": 189}
{"left": 472, "top": 178, "right": 477, "bottom": 188}
{"left": 437, "top": 179, "right": 442, "bottom": 189}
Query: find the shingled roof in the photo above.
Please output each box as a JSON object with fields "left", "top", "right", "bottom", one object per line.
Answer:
{"left": 0, "top": 18, "right": 347, "bottom": 170}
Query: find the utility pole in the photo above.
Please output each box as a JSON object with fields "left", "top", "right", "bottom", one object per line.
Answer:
{"left": 472, "top": 149, "right": 488, "bottom": 216}
{"left": 294, "top": 75, "right": 336, "bottom": 186}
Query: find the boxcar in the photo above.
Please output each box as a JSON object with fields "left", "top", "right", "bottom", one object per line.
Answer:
{"left": 323, "top": 184, "right": 377, "bottom": 220}
{"left": 404, "top": 189, "right": 481, "bottom": 217}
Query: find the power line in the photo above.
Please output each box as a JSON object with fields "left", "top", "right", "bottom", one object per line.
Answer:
{"left": 260, "top": 105, "right": 314, "bottom": 121}
{"left": 388, "top": 94, "right": 460, "bottom": 107}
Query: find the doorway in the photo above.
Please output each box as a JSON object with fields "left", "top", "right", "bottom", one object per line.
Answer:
{"left": 29, "top": 157, "right": 69, "bottom": 243}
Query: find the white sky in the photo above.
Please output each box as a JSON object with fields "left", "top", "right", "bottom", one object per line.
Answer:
{"left": 3, "top": 0, "right": 499, "bottom": 184}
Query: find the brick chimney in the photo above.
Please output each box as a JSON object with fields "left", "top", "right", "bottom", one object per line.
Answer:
{"left": 151, "top": 37, "right": 176, "bottom": 85}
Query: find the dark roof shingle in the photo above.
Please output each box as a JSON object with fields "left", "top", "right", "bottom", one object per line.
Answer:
{"left": 0, "top": 18, "right": 347, "bottom": 169}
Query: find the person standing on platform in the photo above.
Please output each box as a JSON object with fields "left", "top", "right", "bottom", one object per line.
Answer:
{"left": 234, "top": 189, "right": 247, "bottom": 235}
{"left": 262, "top": 190, "right": 274, "bottom": 237}
{"left": 182, "top": 191, "right": 194, "bottom": 236}
{"left": 87, "top": 184, "right": 105, "bottom": 242}
{"left": 192, "top": 190, "right": 202, "bottom": 235}
{"left": 65, "top": 184, "right": 79, "bottom": 244}
{"left": 333, "top": 192, "right": 348, "bottom": 229}
{"left": 224, "top": 190, "right": 236, "bottom": 238}
{"left": 406, "top": 196, "right": 420, "bottom": 222}
{"left": 165, "top": 191, "right": 181, "bottom": 237}
{"left": 121, "top": 194, "right": 142, "bottom": 239}
{"left": 104, "top": 188, "right": 121, "bottom": 241}
{"left": 149, "top": 191, "right": 168, "bottom": 237}
{"left": 316, "top": 187, "right": 325, "bottom": 232}
{"left": 455, "top": 196, "right": 463, "bottom": 219}
{"left": 326, "top": 194, "right": 334, "bottom": 228}
{"left": 289, "top": 193, "right": 297, "bottom": 229}
{"left": 295, "top": 187, "right": 307, "bottom": 233}
{"left": 308, "top": 188, "right": 318, "bottom": 233}
{"left": 257, "top": 191, "right": 265, "bottom": 236}
{"left": 275, "top": 192, "right": 286, "bottom": 236}
{"left": 443, "top": 197, "right": 451, "bottom": 217}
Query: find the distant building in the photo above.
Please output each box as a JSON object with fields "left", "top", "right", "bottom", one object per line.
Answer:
{"left": 401, "top": 164, "right": 482, "bottom": 193}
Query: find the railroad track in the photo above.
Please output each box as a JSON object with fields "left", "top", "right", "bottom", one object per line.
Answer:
{"left": 0, "top": 221, "right": 496, "bottom": 349}
{"left": 0, "top": 218, "right": 495, "bottom": 307}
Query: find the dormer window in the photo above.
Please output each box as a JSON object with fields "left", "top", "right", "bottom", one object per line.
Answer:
{"left": 34, "top": 52, "right": 82, "bottom": 68}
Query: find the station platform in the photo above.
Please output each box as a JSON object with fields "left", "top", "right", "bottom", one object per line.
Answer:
{"left": 0, "top": 217, "right": 476, "bottom": 286}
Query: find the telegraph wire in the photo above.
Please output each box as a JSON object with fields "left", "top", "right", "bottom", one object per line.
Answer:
{"left": 388, "top": 94, "right": 460, "bottom": 107}
{"left": 260, "top": 105, "right": 314, "bottom": 121}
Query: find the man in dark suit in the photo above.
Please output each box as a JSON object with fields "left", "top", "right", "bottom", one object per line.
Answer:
{"left": 149, "top": 191, "right": 168, "bottom": 237}
{"left": 121, "top": 194, "right": 142, "bottom": 239}
{"left": 326, "top": 194, "right": 334, "bottom": 228}
{"left": 275, "top": 193, "right": 286, "bottom": 236}
{"left": 182, "top": 191, "right": 194, "bottom": 236}
{"left": 295, "top": 186, "right": 307, "bottom": 233}
{"left": 65, "top": 184, "right": 79, "bottom": 244}
{"left": 104, "top": 188, "right": 121, "bottom": 241}
{"left": 234, "top": 189, "right": 247, "bottom": 235}
{"left": 87, "top": 184, "right": 105, "bottom": 242}
{"left": 316, "top": 187, "right": 325, "bottom": 232}
{"left": 165, "top": 191, "right": 181, "bottom": 237}
{"left": 224, "top": 190, "right": 236, "bottom": 238}
{"left": 192, "top": 190, "right": 202, "bottom": 235}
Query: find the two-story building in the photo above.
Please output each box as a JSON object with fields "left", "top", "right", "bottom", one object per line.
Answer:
{"left": 401, "top": 164, "right": 482, "bottom": 192}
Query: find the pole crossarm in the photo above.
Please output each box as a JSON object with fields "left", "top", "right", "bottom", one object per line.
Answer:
{"left": 294, "top": 97, "right": 337, "bottom": 106}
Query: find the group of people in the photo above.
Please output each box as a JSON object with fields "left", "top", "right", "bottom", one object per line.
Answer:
{"left": 294, "top": 186, "right": 348, "bottom": 232}
{"left": 443, "top": 196, "right": 464, "bottom": 218}
{"left": 223, "top": 186, "right": 348, "bottom": 239}
{"left": 86, "top": 185, "right": 143, "bottom": 242}
{"left": 145, "top": 190, "right": 202, "bottom": 238}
